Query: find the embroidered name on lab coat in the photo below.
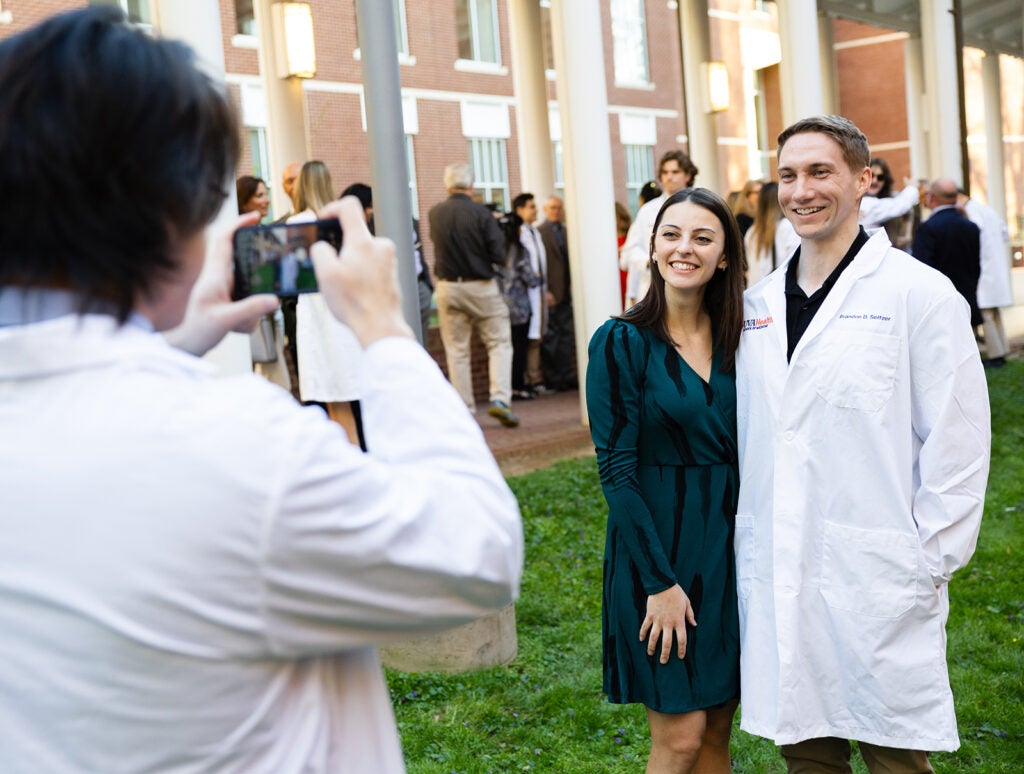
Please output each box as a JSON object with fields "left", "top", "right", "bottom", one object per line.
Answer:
{"left": 837, "top": 313, "right": 892, "bottom": 321}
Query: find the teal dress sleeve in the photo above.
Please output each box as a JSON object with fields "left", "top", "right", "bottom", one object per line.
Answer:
{"left": 586, "top": 319, "right": 677, "bottom": 595}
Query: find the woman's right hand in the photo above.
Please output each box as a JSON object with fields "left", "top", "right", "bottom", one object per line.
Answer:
{"left": 639, "top": 584, "right": 696, "bottom": 664}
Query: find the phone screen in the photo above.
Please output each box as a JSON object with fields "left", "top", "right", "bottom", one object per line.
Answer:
{"left": 231, "top": 218, "right": 343, "bottom": 299}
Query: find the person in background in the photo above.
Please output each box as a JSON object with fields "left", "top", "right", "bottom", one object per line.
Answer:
{"left": 236, "top": 175, "right": 270, "bottom": 221}
{"left": 500, "top": 204, "right": 541, "bottom": 400}
{"left": 614, "top": 201, "right": 632, "bottom": 310}
{"left": 0, "top": 10, "right": 523, "bottom": 772}
{"left": 538, "top": 194, "right": 577, "bottom": 392}
{"left": 743, "top": 181, "right": 798, "bottom": 285}
{"left": 865, "top": 157, "right": 915, "bottom": 249}
{"left": 428, "top": 163, "right": 518, "bottom": 428}
{"left": 737, "top": 115, "right": 988, "bottom": 774}
{"left": 732, "top": 179, "right": 763, "bottom": 236}
{"left": 343, "top": 182, "right": 433, "bottom": 342}
{"left": 912, "top": 177, "right": 983, "bottom": 331}
{"left": 290, "top": 161, "right": 366, "bottom": 448}
{"left": 859, "top": 156, "right": 919, "bottom": 233}
{"left": 959, "top": 187, "right": 1014, "bottom": 367}
{"left": 275, "top": 160, "right": 302, "bottom": 222}
{"left": 512, "top": 193, "right": 550, "bottom": 396}
{"left": 621, "top": 151, "right": 698, "bottom": 307}
{"left": 588, "top": 188, "right": 745, "bottom": 774}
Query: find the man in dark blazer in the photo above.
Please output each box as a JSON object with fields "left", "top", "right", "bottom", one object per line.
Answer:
{"left": 912, "top": 178, "right": 982, "bottom": 327}
{"left": 537, "top": 195, "right": 577, "bottom": 391}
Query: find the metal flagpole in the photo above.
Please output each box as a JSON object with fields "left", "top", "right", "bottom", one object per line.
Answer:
{"left": 354, "top": 0, "right": 422, "bottom": 343}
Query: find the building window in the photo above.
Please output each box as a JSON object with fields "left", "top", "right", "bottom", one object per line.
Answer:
{"left": 406, "top": 135, "right": 419, "bottom": 219}
{"left": 89, "top": 0, "right": 150, "bottom": 25}
{"left": 236, "top": 0, "right": 256, "bottom": 36}
{"left": 624, "top": 144, "right": 655, "bottom": 216}
{"left": 456, "top": 0, "right": 500, "bottom": 64}
{"left": 469, "top": 137, "right": 509, "bottom": 212}
{"left": 610, "top": 0, "right": 649, "bottom": 85}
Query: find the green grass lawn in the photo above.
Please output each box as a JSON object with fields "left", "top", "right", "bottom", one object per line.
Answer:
{"left": 389, "top": 361, "right": 1024, "bottom": 772}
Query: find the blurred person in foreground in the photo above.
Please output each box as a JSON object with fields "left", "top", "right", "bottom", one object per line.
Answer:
{"left": 0, "top": 9, "right": 522, "bottom": 773}
{"left": 736, "top": 115, "right": 989, "bottom": 773}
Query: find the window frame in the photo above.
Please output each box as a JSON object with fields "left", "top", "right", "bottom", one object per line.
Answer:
{"left": 610, "top": 0, "right": 650, "bottom": 87}
{"left": 468, "top": 137, "right": 510, "bottom": 212}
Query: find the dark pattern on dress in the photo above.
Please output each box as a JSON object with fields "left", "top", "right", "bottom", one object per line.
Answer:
{"left": 586, "top": 319, "right": 740, "bottom": 713}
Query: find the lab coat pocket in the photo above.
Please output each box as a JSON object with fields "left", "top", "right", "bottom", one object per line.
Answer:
{"left": 820, "top": 521, "right": 917, "bottom": 619}
{"left": 814, "top": 332, "right": 898, "bottom": 412}
{"left": 734, "top": 514, "right": 756, "bottom": 600}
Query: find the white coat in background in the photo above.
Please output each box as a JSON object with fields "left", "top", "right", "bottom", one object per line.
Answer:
{"left": 619, "top": 194, "right": 665, "bottom": 306}
{"left": 965, "top": 198, "right": 1014, "bottom": 310}
{"left": 743, "top": 217, "right": 799, "bottom": 286}
{"left": 859, "top": 184, "right": 918, "bottom": 229}
{"left": 735, "top": 229, "right": 990, "bottom": 752}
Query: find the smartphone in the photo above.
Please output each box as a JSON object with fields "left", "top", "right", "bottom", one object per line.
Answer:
{"left": 231, "top": 218, "right": 343, "bottom": 299}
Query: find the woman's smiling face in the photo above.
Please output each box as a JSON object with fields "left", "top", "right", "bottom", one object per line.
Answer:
{"left": 652, "top": 200, "right": 727, "bottom": 295}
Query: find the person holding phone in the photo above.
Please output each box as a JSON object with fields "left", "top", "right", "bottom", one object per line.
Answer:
{"left": 586, "top": 188, "right": 745, "bottom": 773}
{"left": 0, "top": 10, "right": 522, "bottom": 772}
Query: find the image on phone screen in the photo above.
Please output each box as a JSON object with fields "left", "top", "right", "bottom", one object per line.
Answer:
{"left": 232, "top": 218, "right": 343, "bottom": 299}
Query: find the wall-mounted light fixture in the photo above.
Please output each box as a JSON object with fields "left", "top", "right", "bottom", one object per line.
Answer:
{"left": 701, "top": 61, "right": 730, "bottom": 113}
{"left": 271, "top": 2, "right": 316, "bottom": 79}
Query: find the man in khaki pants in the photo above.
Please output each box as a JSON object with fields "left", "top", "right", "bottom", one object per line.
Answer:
{"left": 428, "top": 163, "right": 518, "bottom": 427}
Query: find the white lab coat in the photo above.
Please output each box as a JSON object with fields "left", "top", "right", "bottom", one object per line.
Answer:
{"left": 965, "top": 198, "right": 1014, "bottom": 309}
{"left": 735, "top": 229, "right": 990, "bottom": 751}
{"left": 743, "top": 216, "right": 799, "bottom": 285}
{"left": 619, "top": 194, "right": 665, "bottom": 305}
{"left": 859, "top": 185, "right": 918, "bottom": 228}
{"left": 0, "top": 311, "right": 522, "bottom": 773}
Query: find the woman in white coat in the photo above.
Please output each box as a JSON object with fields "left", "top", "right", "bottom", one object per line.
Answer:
{"left": 290, "top": 161, "right": 365, "bottom": 446}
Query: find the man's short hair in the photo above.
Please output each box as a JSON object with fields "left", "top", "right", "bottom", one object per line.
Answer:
{"left": 444, "top": 163, "right": 474, "bottom": 192}
{"left": 777, "top": 115, "right": 870, "bottom": 172}
{"left": 511, "top": 192, "right": 534, "bottom": 212}
{"left": 658, "top": 150, "right": 699, "bottom": 186}
{"left": 0, "top": 8, "right": 238, "bottom": 322}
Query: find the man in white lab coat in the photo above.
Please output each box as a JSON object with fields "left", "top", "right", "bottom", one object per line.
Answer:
{"left": 735, "top": 115, "right": 990, "bottom": 773}
{"left": 0, "top": 10, "right": 522, "bottom": 773}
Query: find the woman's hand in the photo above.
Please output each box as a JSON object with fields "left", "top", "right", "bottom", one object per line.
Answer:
{"left": 639, "top": 584, "right": 696, "bottom": 664}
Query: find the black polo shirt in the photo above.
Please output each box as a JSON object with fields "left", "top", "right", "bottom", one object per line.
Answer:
{"left": 785, "top": 227, "right": 869, "bottom": 361}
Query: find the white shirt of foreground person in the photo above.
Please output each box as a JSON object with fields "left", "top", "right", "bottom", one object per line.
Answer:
{"left": 0, "top": 300, "right": 522, "bottom": 766}
{"left": 734, "top": 228, "right": 990, "bottom": 751}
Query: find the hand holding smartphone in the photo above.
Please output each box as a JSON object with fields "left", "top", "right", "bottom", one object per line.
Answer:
{"left": 231, "top": 218, "right": 343, "bottom": 300}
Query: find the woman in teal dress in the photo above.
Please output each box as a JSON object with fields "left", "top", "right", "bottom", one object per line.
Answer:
{"left": 587, "top": 188, "right": 745, "bottom": 773}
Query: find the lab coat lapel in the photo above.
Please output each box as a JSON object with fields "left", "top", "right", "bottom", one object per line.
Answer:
{"left": 787, "top": 229, "right": 890, "bottom": 366}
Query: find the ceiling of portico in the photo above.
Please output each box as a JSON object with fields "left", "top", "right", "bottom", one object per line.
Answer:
{"left": 817, "top": 0, "right": 1023, "bottom": 58}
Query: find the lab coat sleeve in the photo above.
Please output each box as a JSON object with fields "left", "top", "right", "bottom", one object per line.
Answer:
{"left": 261, "top": 338, "right": 523, "bottom": 655}
{"left": 586, "top": 321, "right": 678, "bottom": 595}
{"left": 860, "top": 185, "right": 919, "bottom": 228}
{"left": 909, "top": 293, "right": 991, "bottom": 585}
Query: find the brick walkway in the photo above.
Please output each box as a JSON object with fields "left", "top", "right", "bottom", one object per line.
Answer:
{"left": 474, "top": 389, "right": 594, "bottom": 477}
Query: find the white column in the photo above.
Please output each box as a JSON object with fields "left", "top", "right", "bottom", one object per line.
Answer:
{"left": 549, "top": 0, "right": 621, "bottom": 425}
{"left": 818, "top": 12, "right": 838, "bottom": 114}
{"left": 150, "top": 0, "right": 252, "bottom": 375}
{"left": 508, "top": 0, "right": 554, "bottom": 198}
{"left": 777, "top": 0, "right": 824, "bottom": 124}
{"left": 679, "top": 0, "right": 721, "bottom": 194}
{"left": 982, "top": 51, "right": 1008, "bottom": 219}
{"left": 904, "top": 35, "right": 929, "bottom": 180}
{"left": 920, "top": 0, "right": 963, "bottom": 184}
{"left": 254, "top": 0, "right": 310, "bottom": 209}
